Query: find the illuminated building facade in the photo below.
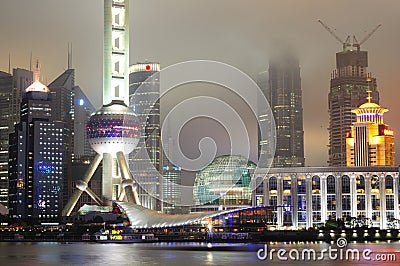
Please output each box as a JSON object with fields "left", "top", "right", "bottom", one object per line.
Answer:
{"left": 252, "top": 166, "right": 399, "bottom": 229}
{"left": 8, "top": 63, "right": 65, "bottom": 221}
{"left": 328, "top": 49, "right": 379, "bottom": 166}
{"left": 62, "top": 0, "right": 141, "bottom": 216}
{"left": 346, "top": 97, "right": 395, "bottom": 166}
{"left": 193, "top": 155, "right": 255, "bottom": 207}
{"left": 161, "top": 119, "right": 182, "bottom": 214}
{"left": 0, "top": 69, "right": 32, "bottom": 208}
{"left": 48, "top": 69, "right": 75, "bottom": 210}
{"left": 129, "top": 62, "right": 162, "bottom": 211}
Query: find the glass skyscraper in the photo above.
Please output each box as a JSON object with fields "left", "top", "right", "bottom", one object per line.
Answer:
{"left": 263, "top": 54, "right": 305, "bottom": 167}
{"left": 129, "top": 62, "right": 162, "bottom": 211}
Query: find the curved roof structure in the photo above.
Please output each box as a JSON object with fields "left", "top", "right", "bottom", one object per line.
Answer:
{"left": 25, "top": 80, "right": 50, "bottom": 93}
{"left": 194, "top": 155, "right": 255, "bottom": 205}
{"left": 116, "top": 201, "right": 251, "bottom": 228}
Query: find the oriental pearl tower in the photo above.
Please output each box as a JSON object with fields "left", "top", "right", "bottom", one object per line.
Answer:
{"left": 62, "top": 0, "right": 140, "bottom": 216}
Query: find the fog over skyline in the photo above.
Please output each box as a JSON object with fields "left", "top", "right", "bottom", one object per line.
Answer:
{"left": 1, "top": 0, "right": 400, "bottom": 167}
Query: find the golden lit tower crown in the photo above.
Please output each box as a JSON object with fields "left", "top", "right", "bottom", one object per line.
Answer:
{"left": 346, "top": 88, "right": 394, "bottom": 166}
{"left": 351, "top": 89, "right": 388, "bottom": 124}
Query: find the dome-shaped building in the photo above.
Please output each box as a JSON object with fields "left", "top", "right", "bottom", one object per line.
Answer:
{"left": 193, "top": 155, "right": 256, "bottom": 206}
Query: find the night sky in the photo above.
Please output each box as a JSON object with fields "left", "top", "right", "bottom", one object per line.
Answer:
{"left": 1, "top": 0, "right": 400, "bottom": 169}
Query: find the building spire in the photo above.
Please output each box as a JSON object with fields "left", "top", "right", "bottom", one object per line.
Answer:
{"left": 366, "top": 77, "right": 372, "bottom": 103}
{"left": 67, "top": 42, "right": 73, "bottom": 70}
{"left": 34, "top": 60, "right": 40, "bottom": 82}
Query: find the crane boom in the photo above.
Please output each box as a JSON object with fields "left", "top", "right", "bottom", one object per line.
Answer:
{"left": 318, "top": 19, "right": 350, "bottom": 51}
{"left": 359, "top": 24, "right": 382, "bottom": 45}
{"left": 318, "top": 19, "right": 343, "bottom": 44}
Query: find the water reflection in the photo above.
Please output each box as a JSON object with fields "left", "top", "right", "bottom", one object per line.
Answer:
{"left": 0, "top": 242, "right": 397, "bottom": 265}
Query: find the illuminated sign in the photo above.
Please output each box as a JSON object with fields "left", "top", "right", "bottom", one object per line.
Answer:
{"left": 384, "top": 129, "right": 394, "bottom": 136}
{"left": 145, "top": 65, "right": 151, "bottom": 71}
{"left": 256, "top": 196, "right": 264, "bottom": 206}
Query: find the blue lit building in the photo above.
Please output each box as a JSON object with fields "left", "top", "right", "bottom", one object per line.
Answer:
{"left": 8, "top": 63, "right": 65, "bottom": 221}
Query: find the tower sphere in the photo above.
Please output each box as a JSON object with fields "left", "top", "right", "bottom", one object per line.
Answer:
{"left": 87, "top": 100, "right": 140, "bottom": 157}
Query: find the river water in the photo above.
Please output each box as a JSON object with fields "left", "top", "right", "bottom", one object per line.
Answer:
{"left": 0, "top": 241, "right": 399, "bottom": 265}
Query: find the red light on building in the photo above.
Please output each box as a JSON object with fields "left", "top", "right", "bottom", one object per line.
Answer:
{"left": 346, "top": 132, "right": 351, "bottom": 138}
{"left": 384, "top": 129, "right": 394, "bottom": 136}
{"left": 145, "top": 65, "right": 151, "bottom": 71}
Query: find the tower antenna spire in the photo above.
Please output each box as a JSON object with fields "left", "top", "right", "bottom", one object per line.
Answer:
{"left": 30, "top": 52, "right": 32, "bottom": 72}
{"left": 67, "top": 42, "right": 73, "bottom": 69}
{"left": 366, "top": 77, "right": 372, "bottom": 103}
{"left": 34, "top": 59, "right": 40, "bottom": 82}
{"left": 8, "top": 54, "right": 11, "bottom": 74}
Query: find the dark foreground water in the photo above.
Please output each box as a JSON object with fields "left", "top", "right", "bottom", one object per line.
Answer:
{"left": 0, "top": 241, "right": 399, "bottom": 266}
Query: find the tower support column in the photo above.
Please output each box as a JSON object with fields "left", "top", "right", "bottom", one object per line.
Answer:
{"left": 62, "top": 154, "right": 103, "bottom": 216}
{"left": 102, "top": 153, "right": 113, "bottom": 201}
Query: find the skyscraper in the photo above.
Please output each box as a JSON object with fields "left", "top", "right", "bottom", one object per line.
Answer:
{"left": 0, "top": 71, "right": 13, "bottom": 208}
{"left": 346, "top": 93, "right": 394, "bottom": 166}
{"left": 161, "top": 116, "right": 182, "bottom": 214}
{"left": 129, "top": 62, "right": 162, "bottom": 211}
{"left": 48, "top": 69, "right": 74, "bottom": 210}
{"left": 328, "top": 49, "right": 379, "bottom": 166}
{"left": 265, "top": 54, "right": 305, "bottom": 167}
{"left": 8, "top": 63, "right": 65, "bottom": 221}
{"left": 71, "top": 85, "right": 96, "bottom": 160}
{"left": 0, "top": 69, "right": 32, "bottom": 208}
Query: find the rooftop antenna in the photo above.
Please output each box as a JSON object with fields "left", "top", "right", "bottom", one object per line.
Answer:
{"left": 8, "top": 54, "right": 11, "bottom": 74}
{"left": 34, "top": 59, "right": 40, "bottom": 82}
{"left": 366, "top": 77, "right": 372, "bottom": 103}
{"left": 30, "top": 52, "right": 32, "bottom": 72}
{"left": 67, "top": 42, "right": 73, "bottom": 69}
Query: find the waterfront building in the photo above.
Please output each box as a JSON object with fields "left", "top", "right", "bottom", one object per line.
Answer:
{"left": 48, "top": 69, "right": 74, "bottom": 209}
{"left": 0, "top": 71, "right": 13, "bottom": 208}
{"left": 192, "top": 155, "right": 254, "bottom": 212}
{"left": 328, "top": 48, "right": 379, "bottom": 166}
{"left": 129, "top": 62, "right": 162, "bottom": 211}
{"left": 346, "top": 94, "right": 395, "bottom": 166}
{"left": 252, "top": 166, "right": 399, "bottom": 229}
{"left": 8, "top": 63, "right": 65, "bottom": 221}
{"left": 0, "top": 69, "right": 32, "bottom": 208}
{"left": 262, "top": 54, "right": 305, "bottom": 167}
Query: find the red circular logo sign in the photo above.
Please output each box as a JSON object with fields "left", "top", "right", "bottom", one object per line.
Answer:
{"left": 145, "top": 65, "right": 151, "bottom": 71}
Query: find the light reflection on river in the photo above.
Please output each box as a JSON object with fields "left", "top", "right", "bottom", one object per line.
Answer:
{"left": 0, "top": 241, "right": 398, "bottom": 265}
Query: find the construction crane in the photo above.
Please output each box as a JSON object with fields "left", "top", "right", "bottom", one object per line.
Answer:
{"left": 318, "top": 19, "right": 351, "bottom": 51}
{"left": 352, "top": 24, "right": 382, "bottom": 51}
{"left": 318, "top": 20, "right": 382, "bottom": 52}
